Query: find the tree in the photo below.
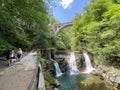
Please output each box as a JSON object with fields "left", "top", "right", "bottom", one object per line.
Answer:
{"left": 70, "top": 0, "right": 120, "bottom": 64}
{"left": 0, "top": 0, "right": 56, "bottom": 51}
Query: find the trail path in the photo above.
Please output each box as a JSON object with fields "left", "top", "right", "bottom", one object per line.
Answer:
{"left": 0, "top": 52, "right": 37, "bottom": 90}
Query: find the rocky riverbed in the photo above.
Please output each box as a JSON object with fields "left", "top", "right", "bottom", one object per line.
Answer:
{"left": 76, "top": 74, "right": 113, "bottom": 90}
{"left": 94, "top": 65, "right": 120, "bottom": 90}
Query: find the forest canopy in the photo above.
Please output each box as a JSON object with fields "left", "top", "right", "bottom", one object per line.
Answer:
{"left": 0, "top": 0, "right": 120, "bottom": 65}
{"left": 68, "top": 0, "right": 120, "bottom": 64}
{"left": 0, "top": 0, "right": 55, "bottom": 52}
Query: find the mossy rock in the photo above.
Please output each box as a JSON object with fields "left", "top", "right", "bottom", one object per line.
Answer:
{"left": 44, "top": 72, "right": 56, "bottom": 85}
{"left": 76, "top": 76, "right": 113, "bottom": 90}
{"left": 44, "top": 72, "right": 57, "bottom": 90}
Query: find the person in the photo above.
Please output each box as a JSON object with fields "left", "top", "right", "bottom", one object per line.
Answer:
{"left": 17, "top": 48, "right": 23, "bottom": 59}
{"left": 6, "top": 48, "right": 12, "bottom": 66}
{"left": 10, "top": 49, "right": 16, "bottom": 63}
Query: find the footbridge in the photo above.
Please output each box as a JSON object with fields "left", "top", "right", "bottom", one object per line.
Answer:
{"left": 52, "top": 22, "right": 73, "bottom": 36}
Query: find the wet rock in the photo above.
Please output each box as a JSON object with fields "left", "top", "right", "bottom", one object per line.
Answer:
{"left": 54, "top": 88, "right": 59, "bottom": 90}
{"left": 103, "top": 70, "right": 107, "bottom": 74}
{"left": 116, "top": 83, "right": 120, "bottom": 89}
{"left": 91, "top": 70, "right": 99, "bottom": 76}
{"left": 115, "top": 76, "right": 120, "bottom": 84}
{"left": 114, "top": 87, "right": 119, "bottom": 90}
{"left": 52, "top": 79, "right": 61, "bottom": 88}
{"left": 55, "top": 79, "right": 61, "bottom": 87}
{"left": 57, "top": 58, "right": 68, "bottom": 73}
{"left": 100, "top": 76, "right": 104, "bottom": 80}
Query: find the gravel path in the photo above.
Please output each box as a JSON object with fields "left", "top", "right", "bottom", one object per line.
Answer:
{"left": 0, "top": 52, "right": 37, "bottom": 90}
{"left": 0, "top": 60, "right": 7, "bottom": 72}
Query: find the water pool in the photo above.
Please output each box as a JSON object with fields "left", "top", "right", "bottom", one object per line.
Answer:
{"left": 56, "top": 74, "right": 91, "bottom": 90}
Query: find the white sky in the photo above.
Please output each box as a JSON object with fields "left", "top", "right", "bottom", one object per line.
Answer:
{"left": 60, "top": 0, "right": 74, "bottom": 9}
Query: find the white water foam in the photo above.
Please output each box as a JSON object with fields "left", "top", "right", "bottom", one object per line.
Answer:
{"left": 54, "top": 61, "right": 63, "bottom": 77}
{"left": 68, "top": 52, "right": 79, "bottom": 75}
{"left": 83, "top": 51, "right": 94, "bottom": 73}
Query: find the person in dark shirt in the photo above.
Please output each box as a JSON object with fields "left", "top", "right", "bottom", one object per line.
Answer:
{"left": 6, "top": 49, "right": 12, "bottom": 66}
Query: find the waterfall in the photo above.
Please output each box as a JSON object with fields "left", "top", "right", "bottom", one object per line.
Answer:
{"left": 83, "top": 51, "right": 94, "bottom": 73}
{"left": 68, "top": 52, "right": 79, "bottom": 75}
{"left": 54, "top": 61, "right": 63, "bottom": 77}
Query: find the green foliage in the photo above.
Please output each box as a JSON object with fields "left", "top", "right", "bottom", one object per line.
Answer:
{"left": 103, "top": 4, "right": 120, "bottom": 20}
{"left": 84, "top": 0, "right": 110, "bottom": 21}
{"left": 55, "top": 27, "right": 72, "bottom": 49}
{"left": 0, "top": 0, "right": 56, "bottom": 52}
{"left": 56, "top": 40, "right": 65, "bottom": 49}
{"left": 44, "top": 72, "right": 56, "bottom": 85}
{"left": 38, "top": 52, "right": 46, "bottom": 71}
{"left": 37, "top": 52, "right": 56, "bottom": 90}
{"left": 70, "top": 0, "right": 120, "bottom": 64}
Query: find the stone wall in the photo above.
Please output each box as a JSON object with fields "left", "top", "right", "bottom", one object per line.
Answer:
{"left": 38, "top": 63, "right": 46, "bottom": 90}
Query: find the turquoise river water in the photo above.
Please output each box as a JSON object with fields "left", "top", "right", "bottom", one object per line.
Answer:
{"left": 56, "top": 74, "right": 91, "bottom": 90}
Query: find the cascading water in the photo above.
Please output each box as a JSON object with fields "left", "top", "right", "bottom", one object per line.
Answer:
{"left": 68, "top": 52, "right": 79, "bottom": 75}
{"left": 83, "top": 51, "right": 94, "bottom": 73}
{"left": 54, "top": 61, "right": 63, "bottom": 77}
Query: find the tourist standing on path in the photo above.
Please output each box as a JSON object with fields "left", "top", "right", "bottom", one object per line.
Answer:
{"left": 17, "top": 48, "right": 23, "bottom": 59}
{"left": 10, "top": 49, "right": 16, "bottom": 63}
{"left": 6, "top": 48, "right": 12, "bottom": 66}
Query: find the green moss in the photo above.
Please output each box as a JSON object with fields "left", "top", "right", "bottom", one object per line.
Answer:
{"left": 43, "top": 70, "right": 56, "bottom": 90}
{"left": 37, "top": 52, "right": 56, "bottom": 90}
{"left": 44, "top": 72, "right": 56, "bottom": 85}
{"left": 76, "top": 82, "right": 113, "bottom": 90}
{"left": 76, "top": 75, "right": 113, "bottom": 90}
